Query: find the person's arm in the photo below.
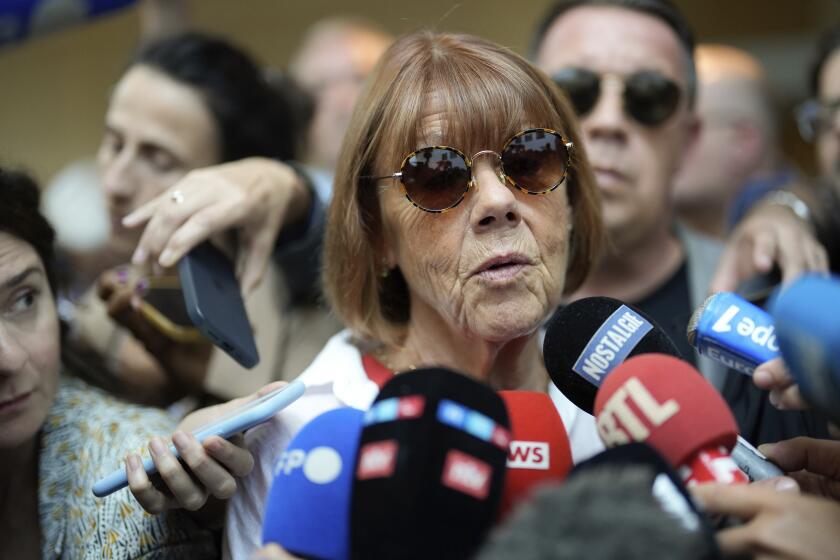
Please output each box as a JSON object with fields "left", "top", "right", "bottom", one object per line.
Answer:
{"left": 271, "top": 174, "right": 326, "bottom": 306}
{"left": 124, "top": 157, "right": 312, "bottom": 295}
{"left": 709, "top": 186, "right": 828, "bottom": 293}
{"left": 692, "top": 483, "right": 840, "bottom": 560}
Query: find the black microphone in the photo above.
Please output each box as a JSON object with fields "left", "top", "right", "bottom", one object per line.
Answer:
{"left": 478, "top": 443, "right": 721, "bottom": 560}
{"left": 543, "top": 297, "right": 681, "bottom": 413}
{"left": 350, "top": 367, "right": 511, "bottom": 560}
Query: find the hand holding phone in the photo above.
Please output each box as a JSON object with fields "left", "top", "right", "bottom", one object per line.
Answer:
{"left": 93, "top": 380, "right": 306, "bottom": 499}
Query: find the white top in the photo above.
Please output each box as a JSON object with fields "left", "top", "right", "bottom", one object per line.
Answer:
{"left": 223, "top": 330, "right": 603, "bottom": 559}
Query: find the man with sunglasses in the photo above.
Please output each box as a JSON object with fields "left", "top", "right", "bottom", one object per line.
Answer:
{"left": 533, "top": 0, "right": 830, "bottom": 445}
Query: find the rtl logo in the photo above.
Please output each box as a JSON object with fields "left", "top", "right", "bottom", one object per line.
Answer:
{"left": 597, "top": 377, "right": 680, "bottom": 446}
{"left": 507, "top": 441, "right": 550, "bottom": 470}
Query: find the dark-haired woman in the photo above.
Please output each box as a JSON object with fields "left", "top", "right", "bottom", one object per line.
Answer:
{"left": 69, "top": 32, "right": 339, "bottom": 406}
{"left": 0, "top": 167, "right": 262, "bottom": 558}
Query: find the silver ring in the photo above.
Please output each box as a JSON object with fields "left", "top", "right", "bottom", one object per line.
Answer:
{"left": 170, "top": 189, "right": 185, "bottom": 204}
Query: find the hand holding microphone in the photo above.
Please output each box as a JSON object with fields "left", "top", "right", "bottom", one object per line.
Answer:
{"left": 759, "top": 437, "right": 840, "bottom": 503}
{"left": 753, "top": 358, "right": 810, "bottom": 410}
{"left": 692, "top": 483, "right": 840, "bottom": 560}
{"left": 767, "top": 274, "right": 840, "bottom": 422}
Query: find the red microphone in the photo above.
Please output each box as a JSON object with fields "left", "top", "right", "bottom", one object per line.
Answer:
{"left": 593, "top": 354, "right": 747, "bottom": 486}
{"left": 498, "top": 391, "right": 573, "bottom": 519}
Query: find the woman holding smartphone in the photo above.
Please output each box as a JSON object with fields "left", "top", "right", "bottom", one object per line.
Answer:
{"left": 70, "top": 32, "right": 339, "bottom": 406}
{"left": 0, "top": 167, "right": 261, "bottom": 558}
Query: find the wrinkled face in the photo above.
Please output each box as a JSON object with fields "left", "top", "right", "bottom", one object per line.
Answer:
{"left": 816, "top": 50, "right": 840, "bottom": 183}
{"left": 377, "top": 109, "right": 572, "bottom": 343}
{"left": 97, "top": 65, "right": 220, "bottom": 251}
{"left": 296, "top": 32, "right": 390, "bottom": 171}
{"left": 536, "top": 6, "right": 696, "bottom": 250}
{"left": 0, "top": 233, "right": 61, "bottom": 449}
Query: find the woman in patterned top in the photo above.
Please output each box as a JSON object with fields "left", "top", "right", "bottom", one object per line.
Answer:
{"left": 0, "top": 167, "right": 255, "bottom": 559}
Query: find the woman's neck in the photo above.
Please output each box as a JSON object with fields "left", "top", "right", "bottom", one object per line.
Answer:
{"left": 0, "top": 435, "right": 41, "bottom": 557}
{"left": 383, "top": 303, "right": 548, "bottom": 392}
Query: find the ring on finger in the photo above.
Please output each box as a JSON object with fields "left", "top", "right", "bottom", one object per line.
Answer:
{"left": 170, "top": 189, "right": 185, "bottom": 204}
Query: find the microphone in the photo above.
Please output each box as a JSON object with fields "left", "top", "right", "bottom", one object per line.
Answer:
{"left": 770, "top": 274, "right": 840, "bottom": 424}
{"left": 594, "top": 354, "right": 747, "bottom": 486}
{"left": 478, "top": 443, "right": 721, "bottom": 560}
{"left": 351, "top": 367, "right": 511, "bottom": 560}
{"left": 732, "top": 436, "right": 784, "bottom": 482}
{"left": 544, "top": 296, "right": 682, "bottom": 413}
{"left": 261, "top": 407, "right": 365, "bottom": 560}
{"left": 687, "top": 292, "right": 780, "bottom": 376}
{"left": 498, "top": 391, "right": 572, "bottom": 519}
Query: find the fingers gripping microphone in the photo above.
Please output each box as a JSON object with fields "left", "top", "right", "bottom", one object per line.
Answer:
{"left": 687, "top": 292, "right": 781, "bottom": 376}
{"left": 498, "top": 391, "right": 572, "bottom": 519}
{"left": 544, "top": 297, "right": 682, "bottom": 414}
{"left": 261, "top": 407, "right": 365, "bottom": 560}
{"left": 351, "top": 368, "right": 511, "bottom": 560}
{"left": 771, "top": 274, "right": 840, "bottom": 424}
{"left": 594, "top": 354, "right": 747, "bottom": 486}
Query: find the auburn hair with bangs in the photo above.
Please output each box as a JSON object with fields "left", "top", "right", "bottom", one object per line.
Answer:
{"left": 323, "top": 30, "right": 603, "bottom": 346}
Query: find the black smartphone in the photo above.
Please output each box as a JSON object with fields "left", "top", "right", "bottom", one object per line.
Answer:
{"left": 178, "top": 242, "right": 260, "bottom": 368}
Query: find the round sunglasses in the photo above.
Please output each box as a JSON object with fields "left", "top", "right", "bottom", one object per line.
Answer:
{"left": 552, "top": 67, "right": 681, "bottom": 127}
{"left": 368, "top": 128, "right": 573, "bottom": 213}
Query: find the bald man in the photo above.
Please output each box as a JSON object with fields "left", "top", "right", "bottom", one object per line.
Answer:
{"left": 673, "top": 44, "right": 791, "bottom": 239}
{"left": 289, "top": 18, "right": 392, "bottom": 201}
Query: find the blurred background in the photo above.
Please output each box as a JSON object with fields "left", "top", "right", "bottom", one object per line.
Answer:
{"left": 0, "top": 0, "right": 837, "bottom": 185}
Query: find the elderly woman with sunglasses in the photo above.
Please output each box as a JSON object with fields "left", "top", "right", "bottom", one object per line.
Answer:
{"left": 220, "top": 30, "right": 604, "bottom": 558}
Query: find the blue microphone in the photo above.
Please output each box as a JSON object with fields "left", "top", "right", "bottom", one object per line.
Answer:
{"left": 687, "top": 292, "right": 780, "bottom": 376}
{"left": 771, "top": 274, "right": 840, "bottom": 424}
{"left": 262, "top": 407, "right": 365, "bottom": 560}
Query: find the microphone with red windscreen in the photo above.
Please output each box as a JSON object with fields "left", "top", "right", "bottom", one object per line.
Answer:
{"left": 498, "top": 391, "right": 573, "bottom": 520}
{"left": 593, "top": 354, "right": 747, "bottom": 486}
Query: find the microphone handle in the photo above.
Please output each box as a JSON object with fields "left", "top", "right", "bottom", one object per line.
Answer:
{"left": 732, "top": 436, "right": 784, "bottom": 481}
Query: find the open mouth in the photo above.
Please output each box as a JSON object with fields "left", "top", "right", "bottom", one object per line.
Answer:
{"left": 474, "top": 254, "right": 531, "bottom": 281}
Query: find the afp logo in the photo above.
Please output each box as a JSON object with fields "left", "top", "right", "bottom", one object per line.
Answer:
{"left": 507, "top": 441, "right": 550, "bottom": 470}
{"left": 274, "top": 446, "right": 344, "bottom": 485}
